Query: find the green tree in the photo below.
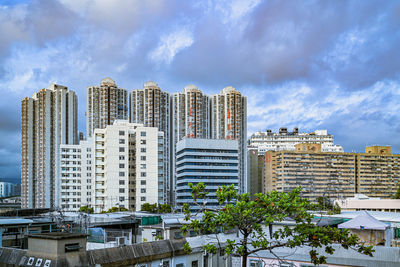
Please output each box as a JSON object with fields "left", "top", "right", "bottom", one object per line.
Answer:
{"left": 181, "top": 183, "right": 373, "bottom": 267}
{"left": 141, "top": 203, "right": 158, "bottom": 213}
{"left": 158, "top": 203, "right": 172, "bottom": 213}
{"left": 141, "top": 203, "right": 173, "bottom": 213}
{"left": 79, "top": 205, "right": 94, "bottom": 214}
{"left": 394, "top": 183, "right": 400, "bottom": 199}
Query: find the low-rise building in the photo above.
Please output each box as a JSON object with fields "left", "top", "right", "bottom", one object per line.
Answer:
{"left": 335, "top": 194, "right": 400, "bottom": 213}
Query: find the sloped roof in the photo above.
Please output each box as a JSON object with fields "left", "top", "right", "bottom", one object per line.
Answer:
{"left": 338, "top": 210, "right": 388, "bottom": 230}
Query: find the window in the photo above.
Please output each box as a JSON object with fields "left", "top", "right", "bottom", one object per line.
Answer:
{"left": 141, "top": 180, "right": 146, "bottom": 185}
{"left": 141, "top": 148, "right": 146, "bottom": 153}
{"left": 119, "top": 130, "right": 125, "bottom": 136}
{"left": 141, "top": 197, "right": 146, "bottom": 201}
{"left": 191, "top": 261, "right": 198, "bottom": 267}
{"left": 119, "top": 180, "right": 125, "bottom": 185}
{"left": 249, "top": 260, "right": 262, "bottom": 267}
{"left": 119, "top": 197, "right": 125, "bottom": 202}
{"left": 119, "top": 163, "right": 125, "bottom": 168}
{"left": 119, "top": 139, "right": 125, "bottom": 144}
{"left": 119, "top": 147, "right": 125, "bottom": 152}
{"left": 119, "top": 172, "right": 125, "bottom": 177}
{"left": 161, "top": 261, "right": 169, "bottom": 267}
{"left": 141, "top": 156, "right": 146, "bottom": 161}
{"left": 176, "top": 264, "right": 184, "bottom": 267}
{"left": 119, "top": 188, "right": 125, "bottom": 193}
{"left": 119, "top": 155, "right": 125, "bottom": 160}
{"left": 141, "top": 172, "right": 146, "bottom": 177}
{"left": 140, "top": 164, "right": 146, "bottom": 169}
{"left": 140, "top": 140, "right": 146, "bottom": 145}
{"left": 141, "top": 188, "right": 146, "bottom": 193}
{"left": 141, "top": 131, "right": 146, "bottom": 136}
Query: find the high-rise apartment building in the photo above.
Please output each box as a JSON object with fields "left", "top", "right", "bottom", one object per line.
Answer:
{"left": 211, "top": 86, "right": 247, "bottom": 193}
{"left": 171, "top": 85, "right": 210, "bottom": 203}
{"left": 130, "top": 81, "right": 171, "bottom": 204}
{"left": 59, "top": 140, "right": 93, "bottom": 211}
{"left": 248, "top": 128, "right": 343, "bottom": 154}
{"left": 92, "top": 120, "right": 164, "bottom": 213}
{"left": 21, "top": 84, "right": 78, "bottom": 208}
{"left": 86, "top": 78, "right": 128, "bottom": 137}
{"left": 263, "top": 144, "right": 400, "bottom": 203}
{"left": 176, "top": 138, "right": 239, "bottom": 211}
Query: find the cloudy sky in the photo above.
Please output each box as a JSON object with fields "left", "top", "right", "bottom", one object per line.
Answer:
{"left": 1, "top": 0, "right": 399, "bottom": 183}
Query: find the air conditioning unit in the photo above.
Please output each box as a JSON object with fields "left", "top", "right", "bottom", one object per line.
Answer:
{"left": 116, "top": 236, "right": 127, "bottom": 246}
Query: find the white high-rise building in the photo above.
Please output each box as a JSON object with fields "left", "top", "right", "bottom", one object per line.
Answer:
{"left": 211, "top": 86, "right": 247, "bottom": 193}
{"left": 92, "top": 120, "right": 164, "bottom": 212}
{"left": 86, "top": 78, "right": 128, "bottom": 138}
{"left": 59, "top": 140, "right": 93, "bottom": 211}
{"left": 248, "top": 128, "right": 344, "bottom": 154}
{"left": 21, "top": 84, "right": 78, "bottom": 209}
{"left": 129, "top": 81, "right": 170, "bottom": 204}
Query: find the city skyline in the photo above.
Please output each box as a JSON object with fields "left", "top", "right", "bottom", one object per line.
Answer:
{"left": 0, "top": 0, "right": 399, "bottom": 183}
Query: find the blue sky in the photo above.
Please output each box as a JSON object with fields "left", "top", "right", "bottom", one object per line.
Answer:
{"left": 0, "top": 0, "right": 399, "bottom": 183}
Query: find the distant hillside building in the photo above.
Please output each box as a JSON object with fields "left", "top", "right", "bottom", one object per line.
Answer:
{"left": 248, "top": 128, "right": 343, "bottom": 154}
{"left": 0, "top": 182, "right": 17, "bottom": 198}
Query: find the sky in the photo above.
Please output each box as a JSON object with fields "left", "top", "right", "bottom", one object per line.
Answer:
{"left": 0, "top": 0, "right": 399, "bottom": 184}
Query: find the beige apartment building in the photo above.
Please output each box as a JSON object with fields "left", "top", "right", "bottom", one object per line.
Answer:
{"left": 86, "top": 78, "right": 128, "bottom": 137}
{"left": 21, "top": 84, "right": 78, "bottom": 208}
{"left": 263, "top": 144, "right": 400, "bottom": 203}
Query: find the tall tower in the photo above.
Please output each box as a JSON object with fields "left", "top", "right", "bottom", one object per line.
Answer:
{"left": 172, "top": 84, "right": 209, "bottom": 142}
{"left": 171, "top": 85, "right": 210, "bottom": 203}
{"left": 21, "top": 84, "right": 78, "bottom": 208}
{"left": 129, "top": 81, "right": 171, "bottom": 204}
{"left": 211, "top": 86, "right": 247, "bottom": 193}
{"left": 86, "top": 78, "right": 128, "bottom": 137}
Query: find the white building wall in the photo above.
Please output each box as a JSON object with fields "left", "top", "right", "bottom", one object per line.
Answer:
{"left": 93, "top": 121, "right": 163, "bottom": 213}
{"left": 248, "top": 128, "right": 344, "bottom": 154}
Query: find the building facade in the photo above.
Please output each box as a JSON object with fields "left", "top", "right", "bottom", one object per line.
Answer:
{"left": 21, "top": 84, "right": 78, "bottom": 208}
{"left": 130, "top": 81, "right": 171, "bottom": 204}
{"left": 59, "top": 140, "right": 93, "bottom": 211}
{"left": 86, "top": 78, "right": 128, "bottom": 138}
{"left": 175, "top": 138, "right": 239, "bottom": 211}
{"left": 0, "top": 182, "right": 17, "bottom": 198}
{"left": 92, "top": 120, "right": 164, "bottom": 213}
{"left": 211, "top": 86, "right": 247, "bottom": 193}
{"left": 172, "top": 85, "right": 210, "bottom": 204}
{"left": 264, "top": 145, "right": 400, "bottom": 203}
{"left": 248, "top": 128, "right": 344, "bottom": 154}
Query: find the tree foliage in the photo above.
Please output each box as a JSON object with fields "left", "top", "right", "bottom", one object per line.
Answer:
{"left": 394, "top": 183, "right": 400, "bottom": 199}
{"left": 141, "top": 203, "right": 173, "bottom": 213}
{"left": 79, "top": 205, "right": 94, "bottom": 214}
{"left": 100, "top": 206, "right": 128, "bottom": 213}
{"left": 182, "top": 183, "right": 373, "bottom": 267}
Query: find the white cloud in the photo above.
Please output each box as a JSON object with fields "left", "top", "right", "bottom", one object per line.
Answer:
{"left": 149, "top": 28, "right": 194, "bottom": 64}
{"left": 247, "top": 80, "right": 400, "bottom": 135}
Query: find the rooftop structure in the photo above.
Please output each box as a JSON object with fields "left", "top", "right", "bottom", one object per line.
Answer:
{"left": 249, "top": 127, "right": 344, "bottom": 154}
